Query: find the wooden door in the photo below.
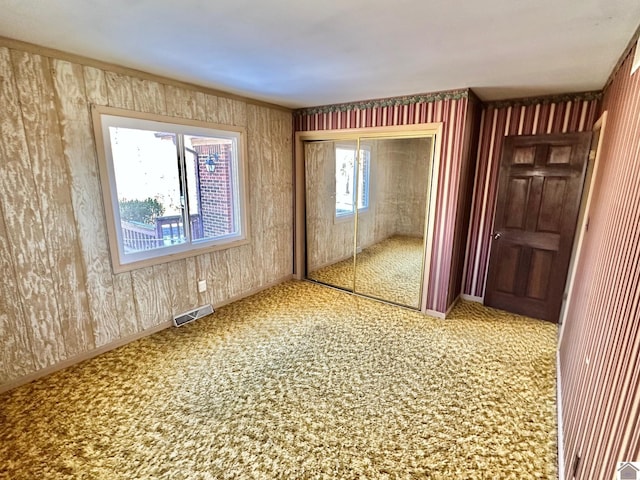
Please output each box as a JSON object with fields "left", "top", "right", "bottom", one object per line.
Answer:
{"left": 484, "top": 133, "right": 591, "bottom": 322}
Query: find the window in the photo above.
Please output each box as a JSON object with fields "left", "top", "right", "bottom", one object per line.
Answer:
{"left": 93, "top": 107, "right": 248, "bottom": 272}
{"left": 335, "top": 145, "right": 370, "bottom": 217}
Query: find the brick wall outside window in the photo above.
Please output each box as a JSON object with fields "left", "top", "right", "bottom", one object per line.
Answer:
{"left": 194, "top": 144, "right": 234, "bottom": 238}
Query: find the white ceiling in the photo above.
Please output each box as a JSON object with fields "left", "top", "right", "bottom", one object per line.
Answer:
{"left": 1, "top": 0, "right": 639, "bottom": 108}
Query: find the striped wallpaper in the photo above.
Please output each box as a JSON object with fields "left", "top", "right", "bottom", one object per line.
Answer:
{"left": 559, "top": 45, "right": 640, "bottom": 479}
{"left": 293, "top": 52, "right": 640, "bottom": 478}
{"left": 294, "top": 90, "right": 479, "bottom": 314}
{"left": 462, "top": 94, "right": 600, "bottom": 299}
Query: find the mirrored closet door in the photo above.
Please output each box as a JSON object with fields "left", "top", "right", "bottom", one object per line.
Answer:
{"left": 303, "top": 133, "right": 435, "bottom": 309}
{"left": 305, "top": 139, "right": 357, "bottom": 292}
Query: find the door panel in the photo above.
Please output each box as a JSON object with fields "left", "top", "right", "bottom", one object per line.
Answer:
{"left": 537, "top": 178, "right": 567, "bottom": 232}
{"left": 495, "top": 244, "right": 521, "bottom": 293}
{"left": 504, "top": 178, "right": 530, "bottom": 229}
{"left": 513, "top": 146, "right": 536, "bottom": 164}
{"left": 484, "top": 132, "right": 591, "bottom": 322}
{"left": 526, "top": 249, "right": 554, "bottom": 300}
{"left": 548, "top": 145, "right": 572, "bottom": 164}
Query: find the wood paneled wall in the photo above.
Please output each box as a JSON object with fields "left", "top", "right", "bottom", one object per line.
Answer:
{"left": 559, "top": 44, "right": 640, "bottom": 479}
{"left": 0, "top": 44, "right": 293, "bottom": 390}
{"left": 462, "top": 94, "right": 600, "bottom": 299}
{"left": 295, "top": 90, "right": 480, "bottom": 314}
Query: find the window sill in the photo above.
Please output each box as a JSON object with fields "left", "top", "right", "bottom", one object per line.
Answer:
{"left": 110, "top": 237, "right": 250, "bottom": 274}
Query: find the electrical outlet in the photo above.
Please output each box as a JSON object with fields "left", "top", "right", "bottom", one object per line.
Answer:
{"left": 198, "top": 279, "right": 207, "bottom": 293}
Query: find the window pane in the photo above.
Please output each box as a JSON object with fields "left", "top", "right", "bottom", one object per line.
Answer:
{"left": 335, "top": 147, "right": 357, "bottom": 216}
{"left": 109, "top": 127, "right": 186, "bottom": 254}
{"left": 184, "top": 134, "right": 239, "bottom": 242}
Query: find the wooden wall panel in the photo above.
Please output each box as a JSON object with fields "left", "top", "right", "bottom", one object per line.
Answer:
{"left": 83, "top": 66, "right": 107, "bottom": 102}
{"left": 111, "top": 273, "right": 139, "bottom": 338}
{"left": 273, "top": 107, "right": 294, "bottom": 279}
{"left": 276, "top": 105, "right": 294, "bottom": 281}
{"left": 248, "top": 106, "right": 271, "bottom": 288}
{"left": 132, "top": 78, "right": 166, "bottom": 114}
{"left": 226, "top": 247, "right": 247, "bottom": 298}
{"left": 211, "top": 250, "right": 232, "bottom": 302}
{"left": 246, "top": 105, "right": 266, "bottom": 289}
{"left": 227, "top": 99, "right": 251, "bottom": 298}
{"left": 165, "top": 84, "right": 206, "bottom": 121}
{"left": 10, "top": 50, "right": 94, "bottom": 357}
{"left": 0, "top": 47, "right": 67, "bottom": 369}
{"left": 232, "top": 99, "right": 248, "bottom": 128}
{"left": 81, "top": 63, "right": 139, "bottom": 339}
{"left": 217, "top": 96, "right": 235, "bottom": 125}
{"left": 150, "top": 262, "right": 174, "bottom": 327}
{"left": 559, "top": 44, "right": 640, "bottom": 480}
{"left": 105, "top": 71, "right": 135, "bottom": 111}
{"left": 248, "top": 106, "right": 294, "bottom": 287}
{"left": 0, "top": 44, "right": 293, "bottom": 390}
{"left": 205, "top": 94, "right": 219, "bottom": 124}
{"left": 462, "top": 94, "right": 599, "bottom": 299}
{"left": 53, "top": 59, "right": 121, "bottom": 347}
{"left": 0, "top": 206, "right": 35, "bottom": 383}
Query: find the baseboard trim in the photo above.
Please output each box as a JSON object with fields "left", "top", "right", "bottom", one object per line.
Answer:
{"left": 0, "top": 320, "right": 172, "bottom": 395}
{"left": 460, "top": 294, "right": 484, "bottom": 303}
{"left": 0, "top": 274, "right": 293, "bottom": 395}
{"left": 425, "top": 295, "right": 461, "bottom": 320}
{"left": 446, "top": 295, "right": 460, "bottom": 316}
{"left": 557, "top": 352, "right": 566, "bottom": 480}
{"left": 425, "top": 309, "right": 446, "bottom": 319}
{"left": 212, "top": 274, "right": 293, "bottom": 310}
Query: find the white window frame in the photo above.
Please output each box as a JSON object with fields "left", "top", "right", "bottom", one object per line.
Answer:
{"left": 92, "top": 106, "right": 249, "bottom": 273}
{"left": 334, "top": 144, "right": 371, "bottom": 220}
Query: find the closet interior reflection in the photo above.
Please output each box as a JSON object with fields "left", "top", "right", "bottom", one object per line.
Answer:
{"left": 304, "top": 135, "right": 433, "bottom": 309}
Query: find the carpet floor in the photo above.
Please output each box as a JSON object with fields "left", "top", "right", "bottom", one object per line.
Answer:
{"left": 308, "top": 236, "right": 424, "bottom": 308}
{"left": 0, "top": 281, "right": 558, "bottom": 479}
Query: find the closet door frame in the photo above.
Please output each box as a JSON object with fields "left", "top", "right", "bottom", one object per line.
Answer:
{"left": 294, "top": 123, "right": 443, "bottom": 314}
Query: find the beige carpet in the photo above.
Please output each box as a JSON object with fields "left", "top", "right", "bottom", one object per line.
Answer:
{"left": 308, "top": 236, "right": 424, "bottom": 307}
{"left": 0, "top": 281, "right": 558, "bottom": 479}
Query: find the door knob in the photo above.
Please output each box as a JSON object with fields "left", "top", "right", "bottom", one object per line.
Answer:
{"left": 493, "top": 232, "right": 502, "bottom": 240}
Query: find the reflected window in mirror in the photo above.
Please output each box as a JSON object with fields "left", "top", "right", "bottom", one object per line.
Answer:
{"left": 335, "top": 145, "right": 370, "bottom": 217}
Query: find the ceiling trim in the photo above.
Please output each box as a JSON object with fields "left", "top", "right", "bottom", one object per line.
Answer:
{"left": 0, "top": 35, "right": 292, "bottom": 112}
{"left": 294, "top": 88, "right": 470, "bottom": 116}
{"left": 485, "top": 91, "right": 602, "bottom": 109}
